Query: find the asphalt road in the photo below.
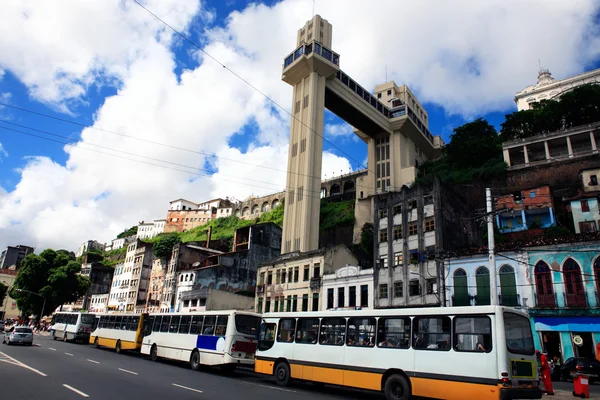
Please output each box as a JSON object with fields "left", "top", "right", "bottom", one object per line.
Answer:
{"left": 0, "top": 334, "right": 598, "bottom": 399}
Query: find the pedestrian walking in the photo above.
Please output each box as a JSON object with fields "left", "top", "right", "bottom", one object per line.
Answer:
{"left": 536, "top": 350, "right": 554, "bottom": 395}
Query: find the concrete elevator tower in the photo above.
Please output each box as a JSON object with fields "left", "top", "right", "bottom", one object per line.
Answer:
{"left": 280, "top": 15, "right": 339, "bottom": 254}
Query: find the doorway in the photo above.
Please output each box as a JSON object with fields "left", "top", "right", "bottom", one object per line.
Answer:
{"left": 541, "top": 331, "right": 562, "bottom": 361}
{"left": 573, "top": 332, "right": 595, "bottom": 359}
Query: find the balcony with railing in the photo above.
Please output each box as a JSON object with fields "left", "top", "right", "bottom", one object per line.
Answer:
{"left": 564, "top": 292, "right": 588, "bottom": 308}
{"left": 310, "top": 277, "right": 322, "bottom": 290}
{"left": 534, "top": 292, "right": 557, "bottom": 308}
{"left": 498, "top": 294, "right": 521, "bottom": 307}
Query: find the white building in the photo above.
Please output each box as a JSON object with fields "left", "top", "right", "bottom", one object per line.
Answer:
{"left": 152, "top": 219, "right": 166, "bottom": 237}
{"left": 175, "top": 269, "right": 196, "bottom": 311}
{"left": 169, "top": 198, "right": 199, "bottom": 211}
{"left": 76, "top": 240, "right": 105, "bottom": 257}
{"left": 136, "top": 219, "right": 167, "bottom": 240}
{"left": 107, "top": 239, "right": 153, "bottom": 312}
{"left": 89, "top": 294, "right": 108, "bottom": 313}
{"left": 322, "top": 265, "right": 374, "bottom": 310}
{"left": 515, "top": 67, "right": 600, "bottom": 111}
{"left": 445, "top": 252, "right": 533, "bottom": 308}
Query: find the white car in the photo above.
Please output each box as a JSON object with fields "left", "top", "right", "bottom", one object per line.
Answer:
{"left": 3, "top": 326, "right": 34, "bottom": 346}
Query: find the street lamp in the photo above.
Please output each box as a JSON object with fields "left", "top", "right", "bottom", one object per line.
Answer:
{"left": 15, "top": 289, "right": 46, "bottom": 323}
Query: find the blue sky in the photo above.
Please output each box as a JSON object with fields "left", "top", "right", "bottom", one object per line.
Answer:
{"left": 1, "top": 0, "right": 599, "bottom": 251}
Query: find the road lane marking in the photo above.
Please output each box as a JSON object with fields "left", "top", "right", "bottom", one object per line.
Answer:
{"left": 239, "top": 381, "right": 296, "bottom": 393}
{"left": 172, "top": 383, "right": 203, "bottom": 393}
{"left": 65, "top": 352, "right": 74, "bottom": 356}
{"left": 48, "top": 348, "right": 56, "bottom": 351}
{"left": 87, "top": 359, "right": 99, "bottom": 364}
{"left": 118, "top": 368, "right": 138, "bottom": 375}
{"left": 63, "top": 384, "right": 89, "bottom": 398}
{"left": 0, "top": 350, "right": 47, "bottom": 376}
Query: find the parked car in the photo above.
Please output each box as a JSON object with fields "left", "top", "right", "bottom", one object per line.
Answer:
{"left": 560, "top": 357, "right": 600, "bottom": 383}
{"left": 3, "top": 326, "right": 34, "bottom": 346}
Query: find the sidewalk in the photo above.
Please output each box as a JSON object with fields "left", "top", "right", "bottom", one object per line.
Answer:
{"left": 35, "top": 331, "right": 50, "bottom": 337}
{"left": 549, "top": 389, "right": 596, "bottom": 398}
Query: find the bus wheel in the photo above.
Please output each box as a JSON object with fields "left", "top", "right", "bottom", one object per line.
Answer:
{"left": 384, "top": 374, "right": 410, "bottom": 400}
{"left": 150, "top": 344, "right": 158, "bottom": 362}
{"left": 115, "top": 340, "right": 122, "bottom": 354}
{"left": 274, "top": 362, "right": 291, "bottom": 386}
{"left": 94, "top": 337, "right": 99, "bottom": 348}
{"left": 190, "top": 350, "right": 200, "bottom": 371}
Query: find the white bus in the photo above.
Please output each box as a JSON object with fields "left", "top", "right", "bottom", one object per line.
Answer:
{"left": 50, "top": 312, "right": 96, "bottom": 343}
{"left": 255, "top": 306, "right": 542, "bottom": 400}
{"left": 90, "top": 313, "right": 148, "bottom": 353}
{"left": 140, "top": 311, "right": 261, "bottom": 371}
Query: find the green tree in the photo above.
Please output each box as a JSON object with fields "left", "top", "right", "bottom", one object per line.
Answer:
{"left": 417, "top": 118, "right": 506, "bottom": 184}
{"left": 14, "top": 249, "right": 91, "bottom": 317}
{"left": 153, "top": 233, "right": 181, "bottom": 260}
{"left": 360, "top": 222, "right": 374, "bottom": 256}
{"left": 117, "top": 225, "right": 138, "bottom": 239}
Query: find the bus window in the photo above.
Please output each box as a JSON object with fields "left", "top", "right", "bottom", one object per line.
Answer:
{"left": 295, "top": 318, "right": 319, "bottom": 344}
{"left": 413, "top": 316, "right": 451, "bottom": 351}
{"left": 130, "top": 316, "right": 140, "bottom": 331}
{"left": 377, "top": 317, "right": 411, "bottom": 349}
{"left": 190, "top": 315, "right": 203, "bottom": 334}
{"left": 160, "top": 316, "right": 170, "bottom": 333}
{"left": 108, "top": 316, "right": 115, "bottom": 329}
{"left": 277, "top": 318, "right": 296, "bottom": 343}
{"left": 234, "top": 314, "right": 260, "bottom": 337}
{"left": 122, "top": 316, "right": 131, "bottom": 330}
{"left": 152, "top": 316, "right": 162, "bottom": 332}
{"left": 203, "top": 316, "right": 216, "bottom": 335}
{"left": 258, "top": 322, "right": 276, "bottom": 351}
{"left": 81, "top": 314, "right": 95, "bottom": 325}
{"left": 319, "top": 317, "right": 346, "bottom": 346}
{"left": 454, "top": 316, "right": 492, "bottom": 353}
{"left": 144, "top": 316, "right": 154, "bottom": 336}
{"left": 504, "top": 312, "right": 534, "bottom": 355}
{"left": 169, "top": 316, "right": 181, "bottom": 333}
{"left": 347, "top": 317, "right": 376, "bottom": 347}
{"left": 179, "top": 316, "right": 192, "bottom": 334}
{"left": 215, "top": 316, "right": 228, "bottom": 336}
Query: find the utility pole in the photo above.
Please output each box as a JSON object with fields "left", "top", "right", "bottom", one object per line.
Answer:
{"left": 486, "top": 188, "right": 498, "bottom": 305}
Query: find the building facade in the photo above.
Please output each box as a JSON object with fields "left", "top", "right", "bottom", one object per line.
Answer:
{"left": 89, "top": 294, "right": 108, "bottom": 313}
{"left": 0, "top": 245, "right": 34, "bottom": 269}
{"left": 255, "top": 245, "right": 359, "bottom": 313}
{"left": 374, "top": 181, "right": 475, "bottom": 309}
{"left": 178, "top": 288, "right": 254, "bottom": 313}
{"left": 107, "top": 239, "right": 153, "bottom": 312}
{"left": 321, "top": 265, "right": 374, "bottom": 310}
{"left": 79, "top": 262, "right": 114, "bottom": 311}
{"left": 515, "top": 68, "right": 600, "bottom": 111}
{"left": 446, "top": 253, "right": 533, "bottom": 308}
{"left": 527, "top": 242, "right": 600, "bottom": 362}
{"left": 136, "top": 219, "right": 167, "bottom": 240}
{"left": 165, "top": 198, "right": 235, "bottom": 233}
{"left": 76, "top": 240, "right": 104, "bottom": 258}
{"left": 496, "top": 186, "right": 556, "bottom": 233}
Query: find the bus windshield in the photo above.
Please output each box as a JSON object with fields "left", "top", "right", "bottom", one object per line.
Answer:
{"left": 81, "top": 314, "right": 95, "bottom": 325}
{"left": 235, "top": 315, "right": 260, "bottom": 336}
{"left": 504, "top": 312, "right": 534, "bottom": 355}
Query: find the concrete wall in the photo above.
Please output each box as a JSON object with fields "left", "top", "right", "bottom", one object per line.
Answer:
{"left": 234, "top": 191, "right": 284, "bottom": 220}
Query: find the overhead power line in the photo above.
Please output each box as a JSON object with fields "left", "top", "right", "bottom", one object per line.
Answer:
{"left": 131, "top": 0, "right": 371, "bottom": 175}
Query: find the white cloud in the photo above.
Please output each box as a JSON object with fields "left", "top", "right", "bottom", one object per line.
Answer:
{"left": 0, "top": 0, "right": 599, "bottom": 252}
{"left": 325, "top": 123, "right": 354, "bottom": 138}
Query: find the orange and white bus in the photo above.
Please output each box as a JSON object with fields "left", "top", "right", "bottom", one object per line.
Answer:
{"left": 255, "top": 306, "right": 542, "bottom": 400}
{"left": 89, "top": 313, "right": 147, "bottom": 353}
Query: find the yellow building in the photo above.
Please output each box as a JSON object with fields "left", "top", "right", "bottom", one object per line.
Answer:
{"left": 0, "top": 270, "right": 19, "bottom": 320}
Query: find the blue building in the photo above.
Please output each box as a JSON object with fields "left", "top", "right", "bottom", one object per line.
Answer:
{"left": 527, "top": 242, "right": 600, "bottom": 362}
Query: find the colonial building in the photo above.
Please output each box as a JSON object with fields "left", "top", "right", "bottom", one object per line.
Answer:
{"left": 107, "top": 239, "right": 153, "bottom": 312}
{"left": 0, "top": 269, "right": 19, "bottom": 319}
{"left": 527, "top": 242, "right": 600, "bottom": 362}
{"left": 374, "top": 180, "right": 475, "bottom": 309}
{"left": 89, "top": 294, "right": 108, "bottom": 313}
{"left": 165, "top": 198, "right": 235, "bottom": 233}
{"left": 321, "top": 265, "right": 374, "bottom": 310}
{"left": 514, "top": 67, "right": 600, "bottom": 111}
{"left": 255, "top": 245, "right": 359, "bottom": 313}
{"left": 136, "top": 219, "right": 166, "bottom": 240}
{"left": 496, "top": 186, "right": 556, "bottom": 233}
{"left": 79, "top": 262, "right": 114, "bottom": 310}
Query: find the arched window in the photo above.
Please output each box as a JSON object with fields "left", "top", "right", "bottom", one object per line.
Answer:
{"left": 272, "top": 199, "right": 280, "bottom": 208}
{"left": 320, "top": 187, "right": 327, "bottom": 199}
{"left": 252, "top": 205, "right": 259, "bottom": 214}
{"left": 563, "top": 258, "right": 586, "bottom": 307}
{"left": 499, "top": 265, "right": 518, "bottom": 306}
{"left": 261, "top": 202, "right": 269, "bottom": 212}
{"left": 534, "top": 261, "right": 555, "bottom": 307}
{"left": 453, "top": 269, "right": 469, "bottom": 306}
{"left": 242, "top": 207, "right": 250, "bottom": 216}
{"left": 330, "top": 184, "right": 341, "bottom": 196}
{"left": 180, "top": 275, "right": 184, "bottom": 282}
{"left": 343, "top": 181, "right": 355, "bottom": 193}
{"left": 475, "top": 267, "right": 490, "bottom": 306}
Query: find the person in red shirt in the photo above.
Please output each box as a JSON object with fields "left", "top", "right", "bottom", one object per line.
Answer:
{"left": 536, "top": 350, "right": 554, "bottom": 395}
